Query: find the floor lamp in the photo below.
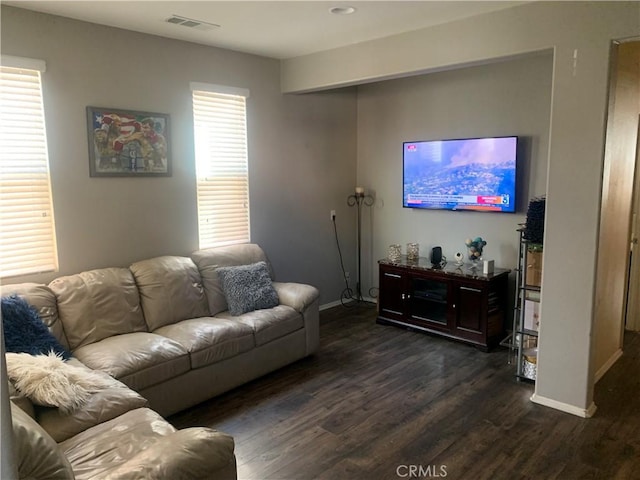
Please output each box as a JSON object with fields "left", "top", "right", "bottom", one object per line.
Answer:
{"left": 347, "top": 186, "right": 374, "bottom": 302}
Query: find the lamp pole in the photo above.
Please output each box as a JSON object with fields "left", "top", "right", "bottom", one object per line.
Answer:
{"left": 347, "top": 187, "right": 374, "bottom": 301}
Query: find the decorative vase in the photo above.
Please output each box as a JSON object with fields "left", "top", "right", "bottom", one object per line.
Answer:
{"left": 406, "top": 243, "right": 419, "bottom": 261}
{"left": 388, "top": 244, "right": 402, "bottom": 262}
{"left": 468, "top": 255, "right": 482, "bottom": 270}
{"left": 465, "top": 236, "right": 486, "bottom": 270}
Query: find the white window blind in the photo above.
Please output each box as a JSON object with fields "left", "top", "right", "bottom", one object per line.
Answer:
{"left": 0, "top": 58, "right": 58, "bottom": 278}
{"left": 191, "top": 83, "right": 250, "bottom": 249}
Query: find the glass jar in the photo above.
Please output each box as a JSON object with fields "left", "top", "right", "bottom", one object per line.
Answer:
{"left": 406, "top": 243, "right": 419, "bottom": 261}
{"left": 388, "top": 244, "right": 402, "bottom": 262}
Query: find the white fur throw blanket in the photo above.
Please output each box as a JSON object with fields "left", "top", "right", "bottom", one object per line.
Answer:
{"left": 6, "top": 351, "right": 113, "bottom": 413}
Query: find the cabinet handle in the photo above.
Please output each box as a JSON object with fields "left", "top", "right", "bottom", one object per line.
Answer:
{"left": 385, "top": 273, "right": 402, "bottom": 279}
{"left": 460, "top": 286, "right": 482, "bottom": 293}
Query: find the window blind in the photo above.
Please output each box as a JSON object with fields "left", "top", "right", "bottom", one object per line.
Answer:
{"left": 191, "top": 84, "right": 250, "bottom": 249}
{"left": 0, "top": 59, "right": 58, "bottom": 278}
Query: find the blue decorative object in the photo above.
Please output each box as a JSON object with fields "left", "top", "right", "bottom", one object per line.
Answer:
{"left": 465, "top": 236, "right": 487, "bottom": 261}
{"left": 1, "top": 295, "right": 71, "bottom": 360}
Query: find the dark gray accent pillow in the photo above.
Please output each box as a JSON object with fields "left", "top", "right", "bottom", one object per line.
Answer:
{"left": 216, "top": 261, "right": 279, "bottom": 316}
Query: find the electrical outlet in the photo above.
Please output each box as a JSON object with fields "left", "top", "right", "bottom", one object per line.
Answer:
{"left": 330, "top": 210, "right": 336, "bottom": 221}
{"left": 345, "top": 271, "right": 350, "bottom": 280}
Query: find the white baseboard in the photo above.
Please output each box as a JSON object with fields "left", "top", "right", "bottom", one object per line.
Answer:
{"left": 319, "top": 297, "right": 377, "bottom": 311}
{"left": 594, "top": 349, "right": 623, "bottom": 383}
{"left": 359, "top": 296, "right": 377, "bottom": 305}
{"left": 319, "top": 300, "right": 343, "bottom": 311}
{"left": 530, "top": 393, "right": 597, "bottom": 418}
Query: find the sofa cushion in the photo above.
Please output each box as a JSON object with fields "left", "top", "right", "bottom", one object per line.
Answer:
{"left": 1, "top": 295, "right": 72, "bottom": 359}
{"left": 49, "top": 268, "right": 148, "bottom": 350}
{"left": 154, "top": 317, "right": 255, "bottom": 368}
{"left": 60, "top": 408, "right": 177, "bottom": 480}
{"left": 36, "top": 358, "right": 149, "bottom": 443}
{"left": 72, "top": 332, "right": 190, "bottom": 391}
{"left": 216, "top": 261, "right": 279, "bottom": 316}
{"left": 216, "top": 305, "right": 304, "bottom": 346}
{"left": 11, "top": 402, "right": 76, "bottom": 480}
{"left": 0, "top": 283, "right": 70, "bottom": 351}
{"left": 9, "top": 381, "right": 36, "bottom": 419}
{"left": 94, "top": 428, "right": 236, "bottom": 480}
{"left": 130, "top": 256, "right": 210, "bottom": 331}
{"left": 191, "top": 243, "right": 273, "bottom": 316}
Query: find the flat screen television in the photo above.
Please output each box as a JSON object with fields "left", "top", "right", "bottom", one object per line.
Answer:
{"left": 403, "top": 136, "right": 518, "bottom": 213}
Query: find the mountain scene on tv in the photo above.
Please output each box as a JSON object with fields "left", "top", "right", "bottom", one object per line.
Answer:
{"left": 403, "top": 137, "right": 516, "bottom": 211}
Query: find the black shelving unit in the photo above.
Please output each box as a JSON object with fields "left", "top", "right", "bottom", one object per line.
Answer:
{"left": 517, "top": 226, "right": 541, "bottom": 382}
{"left": 503, "top": 226, "right": 540, "bottom": 382}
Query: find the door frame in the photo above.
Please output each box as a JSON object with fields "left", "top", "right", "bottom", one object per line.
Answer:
{"left": 625, "top": 117, "right": 640, "bottom": 331}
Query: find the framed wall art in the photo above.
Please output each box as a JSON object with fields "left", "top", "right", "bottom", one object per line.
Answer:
{"left": 87, "top": 106, "right": 172, "bottom": 177}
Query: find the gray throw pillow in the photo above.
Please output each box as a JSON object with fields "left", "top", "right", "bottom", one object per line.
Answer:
{"left": 216, "top": 261, "right": 279, "bottom": 316}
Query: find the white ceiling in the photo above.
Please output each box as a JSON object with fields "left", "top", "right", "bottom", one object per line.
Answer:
{"left": 4, "top": 1, "right": 526, "bottom": 59}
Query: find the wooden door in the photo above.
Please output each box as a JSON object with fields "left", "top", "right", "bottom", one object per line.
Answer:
{"left": 594, "top": 41, "right": 640, "bottom": 375}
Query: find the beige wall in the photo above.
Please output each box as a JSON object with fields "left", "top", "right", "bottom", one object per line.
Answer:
{"left": 356, "top": 53, "right": 553, "bottom": 294}
{"left": 282, "top": 1, "right": 640, "bottom": 415}
{"left": 0, "top": 6, "right": 358, "bottom": 304}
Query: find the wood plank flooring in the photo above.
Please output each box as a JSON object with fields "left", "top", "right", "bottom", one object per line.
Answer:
{"left": 169, "top": 304, "right": 640, "bottom": 480}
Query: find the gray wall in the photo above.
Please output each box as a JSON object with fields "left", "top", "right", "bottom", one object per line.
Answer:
{"left": 0, "top": 6, "right": 358, "bottom": 305}
{"left": 356, "top": 54, "right": 553, "bottom": 295}
{"left": 282, "top": 1, "right": 640, "bottom": 416}
{"left": 4, "top": 2, "right": 638, "bottom": 417}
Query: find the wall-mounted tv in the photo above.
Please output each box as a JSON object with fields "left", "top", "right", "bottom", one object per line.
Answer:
{"left": 403, "top": 136, "right": 518, "bottom": 213}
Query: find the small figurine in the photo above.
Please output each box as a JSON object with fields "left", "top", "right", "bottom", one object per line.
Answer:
{"left": 465, "top": 236, "right": 487, "bottom": 261}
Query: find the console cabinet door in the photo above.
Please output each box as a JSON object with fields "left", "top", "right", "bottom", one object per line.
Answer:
{"left": 408, "top": 276, "right": 451, "bottom": 333}
{"left": 378, "top": 267, "right": 406, "bottom": 321}
{"left": 452, "top": 283, "right": 485, "bottom": 344}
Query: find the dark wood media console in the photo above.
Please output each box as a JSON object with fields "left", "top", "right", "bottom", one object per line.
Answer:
{"left": 377, "top": 257, "right": 510, "bottom": 351}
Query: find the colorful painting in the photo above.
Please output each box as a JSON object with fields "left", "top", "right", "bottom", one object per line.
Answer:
{"left": 87, "top": 107, "right": 171, "bottom": 177}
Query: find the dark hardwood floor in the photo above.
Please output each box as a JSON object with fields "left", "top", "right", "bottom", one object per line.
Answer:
{"left": 169, "top": 304, "right": 640, "bottom": 480}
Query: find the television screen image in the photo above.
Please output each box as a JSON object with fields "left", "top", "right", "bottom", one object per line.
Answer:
{"left": 403, "top": 136, "right": 518, "bottom": 213}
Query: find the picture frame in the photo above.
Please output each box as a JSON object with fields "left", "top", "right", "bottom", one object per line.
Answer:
{"left": 87, "top": 106, "right": 171, "bottom": 177}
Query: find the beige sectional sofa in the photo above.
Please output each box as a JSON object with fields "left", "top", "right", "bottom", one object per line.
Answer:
{"left": 3, "top": 243, "right": 320, "bottom": 479}
{"left": 9, "top": 363, "right": 237, "bottom": 480}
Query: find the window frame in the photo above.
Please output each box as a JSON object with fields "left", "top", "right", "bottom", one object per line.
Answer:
{"left": 191, "top": 82, "right": 251, "bottom": 250}
{"left": 0, "top": 55, "right": 58, "bottom": 278}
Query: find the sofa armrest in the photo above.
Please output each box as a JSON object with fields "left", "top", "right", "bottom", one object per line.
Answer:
{"left": 99, "top": 428, "right": 236, "bottom": 480}
{"left": 272, "top": 282, "right": 319, "bottom": 313}
{"left": 273, "top": 282, "right": 320, "bottom": 355}
{"left": 11, "top": 402, "right": 76, "bottom": 480}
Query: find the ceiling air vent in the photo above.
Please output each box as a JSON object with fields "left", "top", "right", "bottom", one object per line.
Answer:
{"left": 165, "top": 15, "right": 220, "bottom": 31}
